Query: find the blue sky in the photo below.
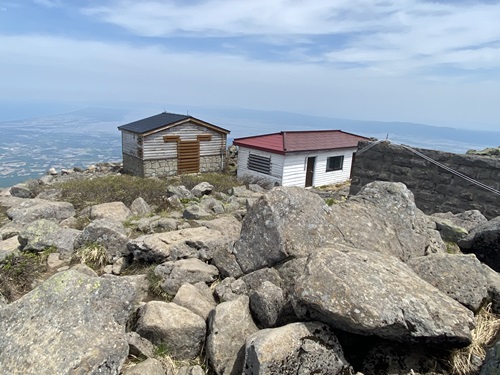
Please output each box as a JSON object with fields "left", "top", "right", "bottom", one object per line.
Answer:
{"left": 1, "top": 0, "right": 500, "bottom": 130}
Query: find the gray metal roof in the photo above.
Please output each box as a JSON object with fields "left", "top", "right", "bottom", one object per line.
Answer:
{"left": 117, "top": 113, "right": 191, "bottom": 134}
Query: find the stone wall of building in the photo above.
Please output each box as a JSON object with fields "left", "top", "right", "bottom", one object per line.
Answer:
{"left": 200, "top": 155, "right": 223, "bottom": 173}
{"left": 143, "top": 158, "right": 178, "bottom": 178}
{"left": 122, "top": 154, "right": 145, "bottom": 178}
{"left": 350, "top": 141, "right": 500, "bottom": 219}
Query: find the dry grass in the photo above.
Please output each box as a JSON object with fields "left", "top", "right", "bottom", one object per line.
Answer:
{"left": 73, "top": 243, "right": 109, "bottom": 271}
{"left": 450, "top": 304, "right": 500, "bottom": 375}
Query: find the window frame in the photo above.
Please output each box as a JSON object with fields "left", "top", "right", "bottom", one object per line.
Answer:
{"left": 326, "top": 155, "right": 344, "bottom": 172}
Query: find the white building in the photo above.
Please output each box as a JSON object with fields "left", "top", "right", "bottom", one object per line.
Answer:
{"left": 233, "top": 130, "right": 368, "bottom": 187}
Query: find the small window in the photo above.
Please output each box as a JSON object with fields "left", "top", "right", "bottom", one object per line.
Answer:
{"left": 326, "top": 155, "right": 344, "bottom": 172}
{"left": 248, "top": 154, "right": 271, "bottom": 175}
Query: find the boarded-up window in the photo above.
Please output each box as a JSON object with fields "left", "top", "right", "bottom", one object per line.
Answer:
{"left": 248, "top": 154, "right": 271, "bottom": 175}
{"left": 326, "top": 155, "right": 344, "bottom": 172}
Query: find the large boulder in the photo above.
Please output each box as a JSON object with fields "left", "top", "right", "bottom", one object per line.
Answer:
{"left": 207, "top": 296, "right": 259, "bottom": 375}
{"left": 17, "top": 219, "right": 81, "bottom": 258}
{"left": 0, "top": 269, "right": 141, "bottom": 374}
{"left": 233, "top": 187, "right": 333, "bottom": 273}
{"left": 293, "top": 246, "right": 474, "bottom": 346}
{"left": 407, "top": 253, "right": 489, "bottom": 312}
{"left": 243, "top": 322, "right": 351, "bottom": 375}
{"left": 458, "top": 216, "right": 500, "bottom": 272}
{"left": 432, "top": 210, "right": 488, "bottom": 232}
{"left": 7, "top": 199, "right": 75, "bottom": 224}
{"left": 233, "top": 182, "right": 445, "bottom": 274}
{"left": 130, "top": 197, "right": 152, "bottom": 217}
{"left": 135, "top": 301, "right": 206, "bottom": 360}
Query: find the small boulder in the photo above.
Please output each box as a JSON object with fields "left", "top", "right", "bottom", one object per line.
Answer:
{"left": 458, "top": 216, "right": 500, "bottom": 272}
{"left": 249, "top": 281, "right": 286, "bottom": 328}
{"left": 173, "top": 282, "right": 216, "bottom": 320}
{"left": 207, "top": 296, "right": 259, "bottom": 375}
{"left": 167, "top": 185, "right": 194, "bottom": 199}
{"left": 123, "top": 358, "right": 166, "bottom": 375}
{"left": 183, "top": 204, "right": 212, "bottom": 220}
{"left": 0, "top": 236, "right": 21, "bottom": 261}
{"left": 130, "top": 197, "right": 152, "bottom": 216}
{"left": 191, "top": 181, "right": 214, "bottom": 198}
{"left": 243, "top": 322, "right": 351, "bottom": 375}
{"left": 7, "top": 199, "right": 75, "bottom": 224}
{"left": 90, "top": 201, "right": 132, "bottom": 222}
{"left": 155, "top": 258, "right": 219, "bottom": 296}
{"left": 135, "top": 301, "right": 206, "bottom": 360}
{"left": 407, "top": 253, "right": 489, "bottom": 312}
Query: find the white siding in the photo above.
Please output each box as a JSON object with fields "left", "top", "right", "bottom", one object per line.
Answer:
{"left": 237, "top": 147, "right": 283, "bottom": 185}
{"left": 141, "top": 121, "right": 226, "bottom": 161}
{"left": 121, "top": 131, "right": 140, "bottom": 157}
{"left": 282, "top": 148, "right": 356, "bottom": 187}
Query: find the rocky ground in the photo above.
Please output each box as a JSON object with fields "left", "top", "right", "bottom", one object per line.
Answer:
{"left": 0, "top": 165, "right": 500, "bottom": 375}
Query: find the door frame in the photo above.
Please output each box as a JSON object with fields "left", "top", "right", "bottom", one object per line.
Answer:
{"left": 305, "top": 156, "right": 316, "bottom": 187}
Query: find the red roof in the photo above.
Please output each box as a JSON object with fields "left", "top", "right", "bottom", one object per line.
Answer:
{"left": 233, "top": 130, "right": 369, "bottom": 154}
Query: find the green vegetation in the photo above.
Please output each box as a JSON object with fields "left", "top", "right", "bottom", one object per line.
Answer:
{"left": 49, "top": 175, "right": 170, "bottom": 211}
{"left": 0, "top": 247, "right": 56, "bottom": 302}
{"left": 146, "top": 265, "right": 172, "bottom": 302}
{"left": 73, "top": 243, "right": 108, "bottom": 271}
{"left": 179, "top": 172, "right": 242, "bottom": 193}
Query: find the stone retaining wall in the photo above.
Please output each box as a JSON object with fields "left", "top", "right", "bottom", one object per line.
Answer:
{"left": 349, "top": 141, "right": 500, "bottom": 219}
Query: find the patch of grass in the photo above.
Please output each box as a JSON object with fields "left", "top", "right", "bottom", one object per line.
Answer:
{"left": 0, "top": 250, "right": 52, "bottom": 302}
{"left": 449, "top": 303, "right": 500, "bottom": 375}
{"left": 146, "top": 266, "right": 172, "bottom": 301}
{"left": 445, "top": 241, "right": 462, "bottom": 254}
{"left": 179, "top": 172, "right": 242, "bottom": 193}
{"left": 48, "top": 175, "right": 170, "bottom": 211}
{"left": 73, "top": 243, "right": 109, "bottom": 271}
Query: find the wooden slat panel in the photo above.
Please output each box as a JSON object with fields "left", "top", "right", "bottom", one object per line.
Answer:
{"left": 178, "top": 140, "right": 200, "bottom": 174}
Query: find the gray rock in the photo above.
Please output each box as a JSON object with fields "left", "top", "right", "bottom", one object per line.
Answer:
{"left": 0, "top": 236, "right": 21, "bottom": 261}
{"left": 130, "top": 197, "right": 152, "bottom": 216}
{"left": 173, "top": 282, "right": 216, "bottom": 320}
{"left": 123, "top": 358, "right": 166, "bottom": 375}
{"left": 0, "top": 269, "right": 141, "bottom": 374}
{"left": 293, "top": 246, "right": 474, "bottom": 346}
{"left": 207, "top": 296, "right": 259, "bottom": 375}
{"left": 432, "top": 216, "right": 469, "bottom": 243}
{"left": 193, "top": 281, "right": 217, "bottom": 305}
{"left": 167, "top": 185, "right": 194, "bottom": 199}
{"left": 361, "top": 341, "right": 449, "bottom": 375}
{"left": 9, "top": 182, "right": 36, "bottom": 198}
{"left": 407, "top": 253, "right": 489, "bottom": 312}
{"left": 0, "top": 221, "right": 22, "bottom": 240}
{"left": 249, "top": 281, "right": 285, "bottom": 328}
{"left": 36, "top": 188, "right": 63, "bottom": 201}
{"left": 166, "top": 195, "right": 184, "bottom": 210}
{"left": 191, "top": 181, "right": 214, "bottom": 197}
{"left": 128, "top": 226, "right": 232, "bottom": 263}
{"left": 177, "top": 365, "right": 205, "bottom": 375}
{"left": 212, "top": 245, "right": 244, "bottom": 279}
{"left": 483, "top": 264, "right": 500, "bottom": 314}
{"left": 481, "top": 337, "right": 500, "bottom": 375}
{"left": 201, "top": 197, "right": 225, "bottom": 214}
{"left": 90, "top": 201, "right": 132, "bottom": 222}
{"left": 215, "top": 277, "right": 248, "bottom": 302}
{"left": 136, "top": 301, "right": 206, "bottom": 360}
{"left": 18, "top": 219, "right": 81, "bottom": 258}
{"left": 46, "top": 252, "right": 65, "bottom": 269}
{"left": 233, "top": 186, "right": 332, "bottom": 273}
{"left": 433, "top": 210, "right": 488, "bottom": 232}
{"left": 154, "top": 217, "right": 178, "bottom": 232}
{"left": 155, "top": 258, "right": 219, "bottom": 296}
{"left": 7, "top": 199, "right": 75, "bottom": 224}
{"left": 126, "top": 331, "right": 155, "bottom": 359}
{"left": 243, "top": 322, "right": 351, "bottom": 375}
{"left": 231, "top": 185, "right": 262, "bottom": 198}
{"left": 74, "top": 218, "right": 129, "bottom": 260}
{"left": 275, "top": 258, "right": 307, "bottom": 296}
{"left": 458, "top": 216, "right": 500, "bottom": 272}
{"left": 241, "top": 268, "right": 283, "bottom": 295}
{"left": 183, "top": 204, "right": 212, "bottom": 220}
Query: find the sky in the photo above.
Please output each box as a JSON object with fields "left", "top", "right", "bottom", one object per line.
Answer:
{"left": 1, "top": 0, "right": 500, "bottom": 131}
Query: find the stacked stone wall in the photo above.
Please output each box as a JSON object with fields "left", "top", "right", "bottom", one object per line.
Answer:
{"left": 200, "top": 155, "right": 223, "bottom": 173}
{"left": 122, "top": 154, "right": 144, "bottom": 178}
{"left": 350, "top": 141, "right": 500, "bottom": 219}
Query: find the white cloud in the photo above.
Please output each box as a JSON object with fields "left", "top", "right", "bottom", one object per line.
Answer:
{"left": 1, "top": 33, "right": 500, "bottom": 130}
{"left": 80, "top": 1, "right": 500, "bottom": 75}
